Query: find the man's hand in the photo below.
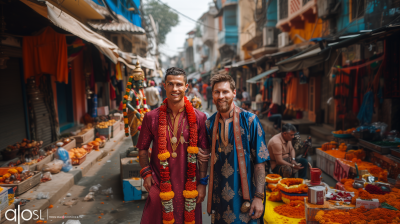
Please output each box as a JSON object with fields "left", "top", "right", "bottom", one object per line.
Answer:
{"left": 143, "top": 176, "right": 155, "bottom": 192}
{"left": 249, "top": 198, "right": 264, "bottom": 219}
{"left": 198, "top": 148, "right": 210, "bottom": 164}
{"left": 196, "top": 184, "right": 206, "bottom": 203}
{"left": 294, "top": 164, "right": 304, "bottom": 169}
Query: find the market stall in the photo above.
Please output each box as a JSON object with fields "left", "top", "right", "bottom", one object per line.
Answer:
{"left": 263, "top": 170, "right": 400, "bottom": 224}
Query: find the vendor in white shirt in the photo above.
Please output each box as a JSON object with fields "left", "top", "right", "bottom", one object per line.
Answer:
{"left": 145, "top": 81, "right": 161, "bottom": 110}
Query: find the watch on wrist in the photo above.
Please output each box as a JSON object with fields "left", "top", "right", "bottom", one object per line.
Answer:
{"left": 292, "top": 158, "right": 296, "bottom": 161}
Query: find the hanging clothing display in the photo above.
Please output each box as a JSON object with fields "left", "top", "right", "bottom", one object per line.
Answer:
{"left": 272, "top": 78, "right": 281, "bottom": 105}
{"left": 23, "top": 26, "right": 69, "bottom": 83}
{"left": 286, "top": 75, "right": 309, "bottom": 111}
{"left": 264, "top": 76, "right": 273, "bottom": 102}
{"left": 115, "top": 62, "right": 123, "bottom": 81}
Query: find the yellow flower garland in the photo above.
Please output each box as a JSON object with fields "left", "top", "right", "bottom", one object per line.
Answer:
{"left": 158, "top": 151, "right": 171, "bottom": 161}
{"left": 160, "top": 191, "right": 175, "bottom": 201}
{"left": 187, "top": 146, "right": 199, "bottom": 154}
{"left": 265, "top": 174, "right": 282, "bottom": 183}
{"left": 183, "top": 190, "right": 198, "bottom": 198}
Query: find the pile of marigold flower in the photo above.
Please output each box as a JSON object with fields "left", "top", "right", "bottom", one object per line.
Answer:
{"left": 315, "top": 206, "right": 400, "bottom": 224}
{"left": 273, "top": 201, "right": 305, "bottom": 219}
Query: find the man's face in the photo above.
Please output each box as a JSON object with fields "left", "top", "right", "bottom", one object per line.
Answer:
{"left": 212, "top": 81, "right": 236, "bottom": 113}
{"left": 164, "top": 75, "right": 188, "bottom": 104}
{"left": 282, "top": 131, "right": 296, "bottom": 142}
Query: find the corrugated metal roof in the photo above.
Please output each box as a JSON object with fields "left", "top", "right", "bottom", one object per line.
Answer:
{"left": 88, "top": 21, "right": 145, "bottom": 34}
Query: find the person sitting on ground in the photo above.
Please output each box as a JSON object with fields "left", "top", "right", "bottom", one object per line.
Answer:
{"left": 260, "top": 103, "right": 282, "bottom": 130}
{"left": 267, "top": 123, "right": 309, "bottom": 179}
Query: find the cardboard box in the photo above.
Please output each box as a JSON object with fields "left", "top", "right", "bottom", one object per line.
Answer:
{"left": 356, "top": 198, "right": 379, "bottom": 209}
{"left": 308, "top": 186, "right": 325, "bottom": 205}
{"left": 122, "top": 179, "right": 142, "bottom": 201}
{"left": 0, "top": 187, "right": 9, "bottom": 211}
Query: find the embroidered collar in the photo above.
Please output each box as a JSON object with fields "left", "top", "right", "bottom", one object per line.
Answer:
{"left": 166, "top": 106, "right": 185, "bottom": 113}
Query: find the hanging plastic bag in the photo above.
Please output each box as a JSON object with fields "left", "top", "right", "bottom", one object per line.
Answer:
{"left": 42, "top": 159, "right": 64, "bottom": 174}
{"left": 56, "top": 142, "right": 72, "bottom": 172}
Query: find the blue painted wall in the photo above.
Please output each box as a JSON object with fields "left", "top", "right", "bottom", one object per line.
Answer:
{"left": 266, "top": 0, "right": 278, "bottom": 27}
{"left": 92, "top": 0, "right": 141, "bottom": 27}
{"left": 219, "top": 5, "right": 238, "bottom": 45}
{"left": 336, "top": 0, "right": 400, "bottom": 34}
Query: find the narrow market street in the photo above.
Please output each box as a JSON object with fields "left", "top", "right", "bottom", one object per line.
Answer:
{"left": 46, "top": 136, "right": 213, "bottom": 224}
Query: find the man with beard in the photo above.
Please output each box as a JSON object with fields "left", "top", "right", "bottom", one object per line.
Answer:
{"left": 137, "top": 67, "right": 209, "bottom": 224}
{"left": 201, "top": 74, "right": 269, "bottom": 224}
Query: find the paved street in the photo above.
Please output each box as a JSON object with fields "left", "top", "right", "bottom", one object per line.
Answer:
{"left": 47, "top": 136, "right": 213, "bottom": 224}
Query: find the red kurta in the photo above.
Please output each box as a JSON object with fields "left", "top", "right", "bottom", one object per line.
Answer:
{"left": 137, "top": 107, "right": 209, "bottom": 224}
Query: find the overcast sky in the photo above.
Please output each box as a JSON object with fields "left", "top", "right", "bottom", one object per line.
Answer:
{"left": 149, "top": 0, "right": 212, "bottom": 59}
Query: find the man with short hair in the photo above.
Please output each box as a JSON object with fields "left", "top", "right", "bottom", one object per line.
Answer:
{"left": 242, "top": 87, "right": 250, "bottom": 101}
{"left": 267, "top": 123, "right": 308, "bottom": 179}
{"left": 145, "top": 81, "right": 161, "bottom": 110}
{"left": 202, "top": 74, "right": 268, "bottom": 223}
{"left": 137, "top": 67, "right": 210, "bottom": 224}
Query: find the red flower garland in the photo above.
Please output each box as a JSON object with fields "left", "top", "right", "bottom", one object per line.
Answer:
{"left": 158, "top": 97, "right": 198, "bottom": 224}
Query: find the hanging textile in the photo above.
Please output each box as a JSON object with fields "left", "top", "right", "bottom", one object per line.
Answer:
{"left": 264, "top": 76, "right": 273, "bottom": 102}
{"left": 352, "top": 68, "right": 360, "bottom": 114}
{"left": 109, "top": 82, "right": 116, "bottom": 100}
{"left": 23, "top": 26, "right": 69, "bottom": 84}
{"left": 282, "top": 82, "right": 287, "bottom": 105}
{"left": 67, "top": 38, "right": 85, "bottom": 61}
{"left": 286, "top": 76, "right": 308, "bottom": 111}
{"left": 334, "top": 70, "right": 350, "bottom": 111}
{"left": 115, "top": 62, "right": 123, "bottom": 81}
{"left": 357, "top": 91, "right": 374, "bottom": 125}
{"left": 272, "top": 78, "right": 281, "bottom": 105}
{"left": 299, "top": 70, "right": 308, "bottom": 84}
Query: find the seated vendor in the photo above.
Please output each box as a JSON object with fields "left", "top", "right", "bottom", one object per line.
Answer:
{"left": 267, "top": 123, "right": 308, "bottom": 179}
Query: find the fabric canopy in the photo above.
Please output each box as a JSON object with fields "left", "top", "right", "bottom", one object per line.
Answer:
{"left": 231, "top": 58, "right": 256, "bottom": 68}
{"left": 276, "top": 47, "right": 324, "bottom": 72}
{"left": 187, "top": 72, "right": 200, "bottom": 80}
{"left": 246, "top": 68, "right": 279, "bottom": 83}
{"left": 45, "top": 2, "right": 118, "bottom": 49}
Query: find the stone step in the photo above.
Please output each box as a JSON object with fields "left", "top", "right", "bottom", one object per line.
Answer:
{"left": 282, "top": 119, "right": 316, "bottom": 134}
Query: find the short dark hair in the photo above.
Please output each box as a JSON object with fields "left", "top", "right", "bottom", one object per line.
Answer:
{"left": 165, "top": 67, "right": 187, "bottom": 83}
{"left": 210, "top": 73, "right": 235, "bottom": 91}
{"left": 242, "top": 87, "right": 247, "bottom": 91}
{"left": 282, "top": 123, "right": 297, "bottom": 133}
{"left": 243, "top": 101, "right": 251, "bottom": 108}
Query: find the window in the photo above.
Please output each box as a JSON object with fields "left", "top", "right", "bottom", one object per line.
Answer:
{"left": 279, "top": 0, "right": 288, "bottom": 20}
{"left": 351, "top": 0, "right": 365, "bottom": 20}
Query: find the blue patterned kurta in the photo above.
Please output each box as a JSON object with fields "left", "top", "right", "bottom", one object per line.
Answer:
{"left": 206, "top": 108, "right": 269, "bottom": 224}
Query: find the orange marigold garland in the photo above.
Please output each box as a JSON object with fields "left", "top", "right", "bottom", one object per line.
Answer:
{"left": 159, "top": 97, "right": 198, "bottom": 224}
{"left": 273, "top": 201, "right": 305, "bottom": 219}
{"left": 122, "top": 79, "right": 149, "bottom": 137}
{"left": 277, "top": 178, "right": 308, "bottom": 193}
{"left": 265, "top": 174, "right": 282, "bottom": 183}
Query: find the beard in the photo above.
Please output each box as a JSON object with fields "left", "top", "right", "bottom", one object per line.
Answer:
{"left": 214, "top": 97, "right": 233, "bottom": 113}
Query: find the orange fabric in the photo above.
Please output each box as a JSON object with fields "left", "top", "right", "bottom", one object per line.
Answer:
{"left": 286, "top": 77, "right": 309, "bottom": 111}
{"left": 289, "top": 16, "right": 324, "bottom": 45}
{"left": 71, "top": 52, "right": 87, "bottom": 123}
{"left": 23, "top": 26, "right": 68, "bottom": 84}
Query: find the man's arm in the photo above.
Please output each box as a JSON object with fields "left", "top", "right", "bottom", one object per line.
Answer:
{"left": 249, "top": 162, "right": 265, "bottom": 219}
{"left": 254, "top": 162, "right": 265, "bottom": 194}
{"left": 139, "top": 150, "right": 150, "bottom": 168}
